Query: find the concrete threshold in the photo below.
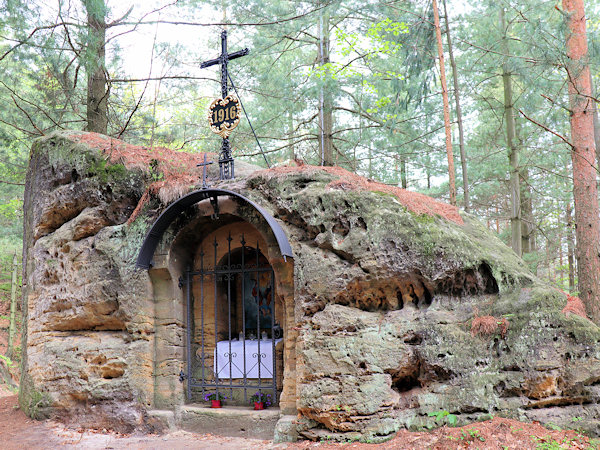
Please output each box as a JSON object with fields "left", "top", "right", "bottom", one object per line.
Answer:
{"left": 178, "top": 404, "right": 281, "bottom": 440}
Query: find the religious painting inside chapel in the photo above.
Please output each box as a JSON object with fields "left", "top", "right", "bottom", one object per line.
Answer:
{"left": 243, "top": 271, "right": 273, "bottom": 331}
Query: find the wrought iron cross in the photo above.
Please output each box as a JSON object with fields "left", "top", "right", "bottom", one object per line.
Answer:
{"left": 197, "top": 153, "right": 213, "bottom": 189}
{"left": 201, "top": 30, "right": 249, "bottom": 180}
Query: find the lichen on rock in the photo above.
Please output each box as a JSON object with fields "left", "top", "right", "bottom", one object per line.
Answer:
{"left": 20, "top": 131, "right": 600, "bottom": 440}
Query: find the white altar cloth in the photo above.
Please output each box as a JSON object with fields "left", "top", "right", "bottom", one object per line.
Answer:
{"left": 214, "top": 339, "right": 282, "bottom": 379}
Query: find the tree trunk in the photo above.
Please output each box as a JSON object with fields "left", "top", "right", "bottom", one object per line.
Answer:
{"left": 563, "top": 0, "right": 600, "bottom": 323}
{"left": 442, "top": 0, "right": 468, "bottom": 211}
{"left": 520, "top": 168, "right": 535, "bottom": 253}
{"left": 288, "top": 110, "right": 295, "bottom": 160}
{"left": 149, "top": 81, "right": 161, "bottom": 150}
{"left": 432, "top": 0, "right": 456, "bottom": 206}
{"left": 495, "top": 203, "right": 500, "bottom": 234}
{"left": 546, "top": 236, "right": 554, "bottom": 283}
{"left": 400, "top": 157, "right": 407, "bottom": 188}
{"left": 590, "top": 72, "right": 600, "bottom": 168}
{"left": 500, "top": 7, "right": 522, "bottom": 257}
{"left": 566, "top": 202, "right": 576, "bottom": 292}
{"left": 317, "top": 6, "right": 333, "bottom": 166}
{"left": 84, "top": 0, "right": 108, "bottom": 134}
{"left": 559, "top": 212, "right": 565, "bottom": 285}
{"left": 516, "top": 119, "right": 535, "bottom": 258}
{"left": 7, "top": 253, "right": 18, "bottom": 360}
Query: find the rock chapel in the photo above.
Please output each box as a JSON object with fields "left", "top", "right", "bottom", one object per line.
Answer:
{"left": 19, "top": 131, "right": 600, "bottom": 442}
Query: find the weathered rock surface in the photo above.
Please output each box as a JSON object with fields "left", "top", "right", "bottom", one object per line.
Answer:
{"left": 20, "top": 131, "right": 600, "bottom": 440}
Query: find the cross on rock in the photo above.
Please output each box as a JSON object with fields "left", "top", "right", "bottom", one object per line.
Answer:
{"left": 197, "top": 153, "right": 213, "bottom": 189}
{"left": 201, "top": 30, "right": 249, "bottom": 180}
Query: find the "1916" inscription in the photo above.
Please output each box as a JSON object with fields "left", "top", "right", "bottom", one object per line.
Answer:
{"left": 208, "top": 95, "right": 241, "bottom": 138}
{"left": 212, "top": 104, "right": 237, "bottom": 124}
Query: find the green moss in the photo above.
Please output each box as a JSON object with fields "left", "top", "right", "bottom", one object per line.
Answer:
{"left": 263, "top": 175, "right": 533, "bottom": 293}
{"left": 92, "top": 218, "right": 150, "bottom": 268}
{"left": 33, "top": 132, "right": 147, "bottom": 193}
{"left": 35, "top": 133, "right": 101, "bottom": 176}
{"left": 18, "top": 373, "right": 52, "bottom": 420}
{"left": 371, "top": 190, "right": 396, "bottom": 198}
{"left": 88, "top": 158, "right": 128, "bottom": 184}
{"left": 557, "top": 314, "right": 600, "bottom": 343}
{"left": 526, "top": 286, "right": 565, "bottom": 310}
{"left": 410, "top": 212, "right": 436, "bottom": 224}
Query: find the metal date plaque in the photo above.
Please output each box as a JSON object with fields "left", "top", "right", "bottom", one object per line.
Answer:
{"left": 208, "top": 95, "right": 241, "bottom": 139}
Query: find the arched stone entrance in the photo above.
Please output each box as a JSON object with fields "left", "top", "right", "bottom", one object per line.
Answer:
{"left": 184, "top": 222, "right": 284, "bottom": 406}
{"left": 138, "top": 191, "right": 295, "bottom": 415}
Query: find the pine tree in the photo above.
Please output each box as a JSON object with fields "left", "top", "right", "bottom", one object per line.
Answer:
{"left": 562, "top": 0, "right": 600, "bottom": 323}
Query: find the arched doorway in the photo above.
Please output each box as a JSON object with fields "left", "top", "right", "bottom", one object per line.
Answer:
{"left": 184, "top": 225, "right": 284, "bottom": 406}
{"left": 139, "top": 190, "right": 296, "bottom": 414}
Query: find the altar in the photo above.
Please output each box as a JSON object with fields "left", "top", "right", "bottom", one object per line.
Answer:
{"left": 214, "top": 339, "right": 282, "bottom": 379}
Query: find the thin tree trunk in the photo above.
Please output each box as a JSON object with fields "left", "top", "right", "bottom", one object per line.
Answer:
{"left": 566, "top": 202, "right": 576, "bottom": 291}
{"left": 400, "top": 157, "right": 407, "bottom": 188}
{"left": 520, "top": 168, "right": 535, "bottom": 253}
{"left": 317, "top": 6, "right": 333, "bottom": 166}
{"left": 6, "top": 253, "right": 18, "bottom": 360}
{"left": 425, "top": 116, "right": 431, "bottom": 189}
{"left": 546, "top": 236, "right": 554, "bottom": 283}
{"left": 563, "top": 0, "right": 600, "bottom": 323}
{"left": 559, "top": 213, "right": 565, "bottom": 285}
{"left": 500, "top": 7, "right": 522, "bottom": 257}
{"left": 432, "top": 0, "right": 456, "bottom": 206}
{"left": 442, "top": 0, "right": 468, "bottom": 211}
{"left": 516, "top": 119, "right": 535, "bottom": 257}
{"left": 149, "top": 81, "right": 161, "bottom": 150}
{"left": 495, "top": 204, "right": 500, "bottom": 234}
{"left": 84, "top": 0, "right": 108, "bottom": 134}
{"left": 288, "top": 110, "right": 295, "bottom": 160}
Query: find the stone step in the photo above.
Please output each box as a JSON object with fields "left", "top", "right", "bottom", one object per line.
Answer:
{"left": 178, "top": 404, "right": 281, "bottom": 440}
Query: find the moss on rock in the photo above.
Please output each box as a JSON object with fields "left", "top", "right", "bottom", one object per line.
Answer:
{"left": 21, "top": 133, "right": 600, "bottom": 441}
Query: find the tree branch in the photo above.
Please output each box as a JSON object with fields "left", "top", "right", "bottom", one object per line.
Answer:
{"left": 118, "top": 3, "right": 332, "bottom": 28}
{"left": 109, "top": 75, "right": 216, "bottom": 83}
{"left": 0, "top": 22, "right": 80, "bottom": 62}
{"left": 518, "top": 109, "right": 573, "bottom": 148}
{"left": 11, "top": 96, "right": 43, "bottom": 135}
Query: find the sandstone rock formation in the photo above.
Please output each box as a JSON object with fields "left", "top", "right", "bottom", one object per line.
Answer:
{"left": 20, "top": 131, "right": 600, "bottom": 440}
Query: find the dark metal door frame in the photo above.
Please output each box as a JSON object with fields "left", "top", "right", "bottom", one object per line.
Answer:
{"left": 182, "top": 233, "right": 278, "bottom": 405}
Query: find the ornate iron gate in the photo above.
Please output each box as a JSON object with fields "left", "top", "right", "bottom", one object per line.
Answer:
{"left": 181, "top": 233, "right": 279, "bottom": 406}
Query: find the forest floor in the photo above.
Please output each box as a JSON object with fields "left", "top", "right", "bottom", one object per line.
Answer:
{"left": 0, "top": 385, "right": 597, "bottom": 450}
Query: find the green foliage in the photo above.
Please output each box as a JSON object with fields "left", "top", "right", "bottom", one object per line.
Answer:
{"left": 0, "top": 198, "right": 22, "bottom": 222}
{"left": 532, "top": 435, "right": 575, "bottom": 450}
{"left": 26, "top": 390, "right": 51, "bottom": 420}
{"left": 428, "top": 410, "right": 458, "bottom": 427}
{"left": 0, "top": 354, "right": 13, "bottom": 368}
{"left": 460, "top": 428, "right": 485, "bottom": 442}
